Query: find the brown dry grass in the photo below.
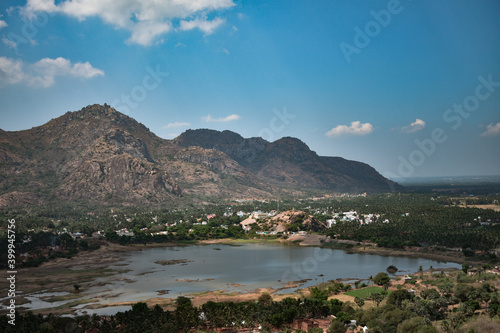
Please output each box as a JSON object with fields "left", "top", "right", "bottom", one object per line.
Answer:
{"left": 477, "top": 204, "right": 500, "bottom": 211}
{"left": 458, "top": 204, "right": 500, "bottom": 211}
{"left": 455, "top": 316, "right": 500, "bottom": 333}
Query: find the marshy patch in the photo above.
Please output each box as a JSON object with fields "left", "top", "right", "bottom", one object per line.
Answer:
{"left": 154, "top": 259, "right": 193, "bottom": 266}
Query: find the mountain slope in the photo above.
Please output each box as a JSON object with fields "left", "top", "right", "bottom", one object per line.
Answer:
{"left": 0, "top": 104, "right": 400, "bottom": 208}
{"left": 0, "top": 105, "right": 273, "bottom": 207}
{"left": 175, "top": 129, "right": 400, "bottom": 193}
{"left": 0, "top": 105, "right": 179, "bottom": 206}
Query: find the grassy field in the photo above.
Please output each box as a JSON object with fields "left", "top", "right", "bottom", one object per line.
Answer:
{"left": 344, "top": 286, "right": 384, "bottom": 298}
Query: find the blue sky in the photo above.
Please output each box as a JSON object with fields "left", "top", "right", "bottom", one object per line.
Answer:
{"left": 0, "top": 0, "right": 499, "bottom": 179}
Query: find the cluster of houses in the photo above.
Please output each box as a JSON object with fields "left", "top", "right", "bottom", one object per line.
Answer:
{"left": 475, "top": 216, "right": 500, "bottom": 227}
{"left": 116, "top": 228, "right": 135, "bottom": 237}
{"left": 237, "top": 208, "right": 394, "bottom": 231}
{"left": 233, "top": 198, "right": 270, "bottom": 203}
{"left": 325, "top": 211, "right": 390, "bottom": 227}
{"left": 311, "top": 193, "right": 368, "bottom": 201}
{"left": 38, "top": 207, "right": 397, "bottom": 241}
{"left": 231, "top": 210, "right": 278, "bottom": 219}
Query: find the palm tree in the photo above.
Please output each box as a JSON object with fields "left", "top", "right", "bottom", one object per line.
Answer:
{"left": 462, "top": 262, "right": 469, "bottom": 274}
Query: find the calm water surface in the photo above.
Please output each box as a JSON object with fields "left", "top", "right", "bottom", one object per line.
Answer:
{"left": 21, "top": 243, "right": 462, "bottom": 315}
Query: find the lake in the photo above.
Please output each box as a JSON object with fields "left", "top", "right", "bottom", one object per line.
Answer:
{"left": 21, "top": 243, "right": 462, "bottom": 315}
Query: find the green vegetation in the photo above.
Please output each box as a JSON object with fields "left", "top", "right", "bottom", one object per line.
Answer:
{"left": 324, "top": 194, "right": 500, "bottom": 253}
{"left": 1, "top": 192, "right": 500, "bottom": 332}
{"left": 3, "top": 192, "right": 499, "bottom": 252}
{"left": 387, "top": 265, "right": 398, "bottom": 273}
{"left": 1, "top": 268, "right": 500, "bottom": 332}
{"left": 1, "top": 192, "right": 499, "bottom": 271}
{"left": 0, "top": 230, "right": 100, "bottom": 269}
{"left": 373, "top": 272, "right": 391, "bottom": 286}
{"left": 0, "top": 296, "right": 333, "bottom": 332}
{"left": 345, "top": 286, "right": 384, "bottom": 298}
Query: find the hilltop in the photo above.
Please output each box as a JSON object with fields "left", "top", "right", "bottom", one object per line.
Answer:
{"left": 0, "top": 104, "right": 401, "bottom": 208}
{"left": 175, "top": 129, "right": 400, "bottom": 193}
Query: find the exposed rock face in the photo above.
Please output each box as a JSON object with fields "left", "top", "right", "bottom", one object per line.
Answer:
{"left": 176, "top": 129, "right": 401, "bottom": 193}
{"left": 56, "top": 155, "right": 181, "bottom": 204}
{"left": 0, "top": 104, "right": 275, "bottom": 207}
{"left": 174, "top": 129, "right": 268, "bottom": 166}
{"left": 243, "top": 210, "right": 327, "bottom": 233}
{"left": 0, "top": 104, "right": 401, "bottom": 208}
{"left": 271, "top": 210, "right": 327, "bottom": 232}
{"left": 240, "top": 218, "right": 257, "bottom": 230}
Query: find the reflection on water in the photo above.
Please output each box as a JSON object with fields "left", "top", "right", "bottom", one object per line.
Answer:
{"left": 21, "top": 243, "right": 462, "bottom": 315}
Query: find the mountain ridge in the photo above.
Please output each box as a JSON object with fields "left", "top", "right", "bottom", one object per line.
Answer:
{"left": 0, "top": 104, "right": 401, "bottom": 208}
{"left": 175, "top": 128, "right": 399, "bottom": 192}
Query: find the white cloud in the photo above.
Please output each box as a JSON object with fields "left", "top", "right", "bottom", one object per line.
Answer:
{"left": 2, "top": 35, "right": 37, "bottom": 49}
{"left": 0, "top": 57, "right": 25, "bottom": 87}
{"left": 481, "top": 122, "right": 500, "bottom": 137}
{"left": 127, "top": 21, "right": 172, "bottom": 46}
{"left": 2, "top": 37, "right": 17, "bottom": 49}
{"left": 0, "top": 56, "right": 104, "bottom": 88}
{"left": 179, "top": 17, "right": 225, "bottom": 35}
{"left": 400, "top": 118, "right": 426, "bottom": 133}
{"left": 22, "top": 0, "right": 234, "bottom": 46}
{"left": 0, "top": 20, "right": 7, "bottom": 29}
{"left": 164, "top": 121, "right": 190, "bottom": 128}
{"left": 325, "top": 121, "right": 374, "bottom": 137}
{"left": 202, "top": 114, "right": 241, "bottom": 122}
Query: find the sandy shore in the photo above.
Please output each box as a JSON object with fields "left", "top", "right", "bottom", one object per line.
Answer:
{"left": 0, "top": 242, "right": 142, "bottom": 315}
{"left": 201, "top": 236, "right": 469, "bottom": 264}
{"left": 1, "top": 238, "right": 470, "bottom": 316}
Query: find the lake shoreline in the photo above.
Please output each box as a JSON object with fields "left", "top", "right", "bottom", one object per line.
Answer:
{"left": 1, "top": 238, "right": 467, "bottom": 316}
{"left": 199, "top": 236, "right": 470, "bottom": 265}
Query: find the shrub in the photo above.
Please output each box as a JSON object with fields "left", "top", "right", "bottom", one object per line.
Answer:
{"left": 387, "top": 265, "right": 398, "bottom": 274}
{"left": 373, "top": 272, "right": 390, "bottom": 286}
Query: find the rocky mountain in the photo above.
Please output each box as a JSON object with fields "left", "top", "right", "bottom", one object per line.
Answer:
{"left": 270, "top": 210, "right": 328, "bottom": 232}
{"left": 175, "top": 129, "right": 400, "bottom": 193}
{"left": 240, "top": 210, "right": 327, "bottom": 233}
{"left": 0, "top": 104, "right": 400, "bottom": 208}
